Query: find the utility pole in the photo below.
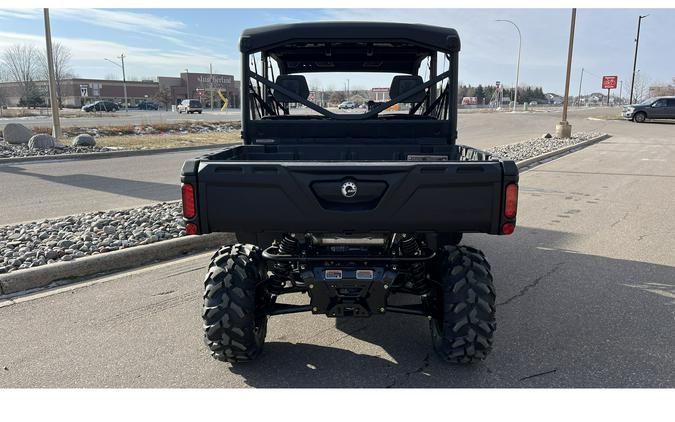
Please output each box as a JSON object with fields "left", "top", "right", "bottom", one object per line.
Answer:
{"left": 104, "top": 55, "right": 128, "bottom": 112}
{"left": 576, "top": 67, "right": 584, "bottom": 107}
{"left": 43, "top": 8, "right": 61, "bottom": 139}
{"left": 185, "top": 68, "right": 190, "bottom": 100}
{"left": 619, "top": 80, "right": 624, "bottom": 104}
{"left": 629, "top": 14, "right": 648, "bottom": 105}
{"left": 556, "top": 8, "right": 576, "bottom": 138}
{"left": 496, "top": 19, "right": 522, "bottom": 112}
{"left": 209, "top": 63, "right": 214, "bottom": 111}
{"left": 120, "top": 54, "right": 127, "bottom": 112}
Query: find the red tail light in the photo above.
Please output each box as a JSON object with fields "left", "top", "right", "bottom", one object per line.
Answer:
{"left": 504, "top": 183, "right": 518, "bottom": 219}
{"left": 181, "top": 183, "right": 196, "bottom": 219}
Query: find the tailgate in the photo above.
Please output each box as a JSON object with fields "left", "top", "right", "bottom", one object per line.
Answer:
{"left": 190, "top": 160, "right": 515, "bottom": 234}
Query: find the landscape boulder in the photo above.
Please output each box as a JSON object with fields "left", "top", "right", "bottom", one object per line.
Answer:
{"left": 28, "top": 134, "right": 56, "bottom": 150}
{"left": 72, "top": 134, "right": 96, "bottom": 147}
{"left": 3, "top": 123, "right": 34, "bottom": 145}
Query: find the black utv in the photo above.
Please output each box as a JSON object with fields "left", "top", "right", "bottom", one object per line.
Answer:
{"left": 181, "top": 22, "right": 519, "bottom": 364}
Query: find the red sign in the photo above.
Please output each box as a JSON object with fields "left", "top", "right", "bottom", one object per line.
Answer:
{"left": 602, "top": 76, "right": 618, "bottom": 89}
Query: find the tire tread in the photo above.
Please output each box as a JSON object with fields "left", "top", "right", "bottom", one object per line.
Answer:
{"left": 431, "top": 245, "right": 496, "bottom": 364}
{"left": 202, "top": 244, "right": 267, "bottom": 363}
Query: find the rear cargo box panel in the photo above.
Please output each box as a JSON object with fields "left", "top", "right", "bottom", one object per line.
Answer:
{"left": 197, "top": 161, "right": 504, "bottom": 234}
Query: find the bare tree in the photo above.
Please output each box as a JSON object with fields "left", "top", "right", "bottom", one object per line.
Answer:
{"left": 631, "top": 72, "right": 651, "bottom": 103}
{"left": 38, "top": 42, "right": 74, "bottom": 107}
{"left": 153, "top": 88, "right": 173, "bottom": 111}
{"left": 1, "top": 44, "right": 42, "bottom": 106}
{"left": 0, "top": 86, "right": 7, "bottom": 116}
{"left": 2, "top": 44, "right": 39, "bottom": 93}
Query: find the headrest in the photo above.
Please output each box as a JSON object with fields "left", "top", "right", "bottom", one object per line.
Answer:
{"left": 389, "top": 75, "right": 425, "bottom": 103}
{"left": 274, "top": 75, "right": 310, "bottom": 103}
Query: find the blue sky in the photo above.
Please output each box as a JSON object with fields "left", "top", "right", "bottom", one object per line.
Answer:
{"left": 0, "top": 8, "right": 673, "bottom": 95}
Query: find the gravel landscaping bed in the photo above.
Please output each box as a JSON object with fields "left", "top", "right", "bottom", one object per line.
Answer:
{"left": 486, "top": 131, "right": 604, "bottom": 161}
{"left": 0, "top": 141, "right": 115, "bottom": 159}
{"left": 0, "top": 122, "right": 241, "bottom": 159}
{"left": 0, "top": 202, "right": 184, "bottom": 274}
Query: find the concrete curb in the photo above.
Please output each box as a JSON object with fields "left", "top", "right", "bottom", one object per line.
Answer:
{"left": 0, "top": 144, "right": 224, "bottom": 165}
{"left": 0, "top": 232, "right": 234, "bottom": 295}
{"left": 515, "top": 133, "right": 611, "bottom": 169}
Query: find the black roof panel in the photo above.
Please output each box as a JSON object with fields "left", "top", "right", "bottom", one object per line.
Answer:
{"left": 240, "top": 21, "right": 460, "bottom": 54}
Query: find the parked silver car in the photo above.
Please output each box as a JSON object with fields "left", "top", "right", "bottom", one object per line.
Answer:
{"left": 177, "top": 99, "right": 203, "bottom": 114}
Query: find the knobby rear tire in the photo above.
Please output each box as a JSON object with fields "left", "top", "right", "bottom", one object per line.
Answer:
{"left": 430, "top": 245, "right": 496, "bottom": 363}
{"left": 202, "top": 244, "right": 270, "bottom": 363}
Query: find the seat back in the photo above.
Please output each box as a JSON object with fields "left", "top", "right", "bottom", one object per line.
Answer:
{"left": 274, "top": 75, "right": 310, "bottom": 103}
{"left": 389, "top": 75, "right": 425, "bottom": 103}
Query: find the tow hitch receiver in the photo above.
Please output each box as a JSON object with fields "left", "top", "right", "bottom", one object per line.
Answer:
{"left": 301, "top": 267, "right": 397, "bottom": 317}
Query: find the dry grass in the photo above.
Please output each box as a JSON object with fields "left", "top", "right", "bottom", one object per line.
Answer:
{"left": 95, "top": 131, "right": 241, "bottom": 150}
{"left": 32, "top": 126, "right": 53, "bottom": 135}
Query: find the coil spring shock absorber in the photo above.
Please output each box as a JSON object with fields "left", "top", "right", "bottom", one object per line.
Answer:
{"left": 399, "top": 235, "right": 427, "bottom": 292}
{"left": 269, "top": 234, "right": 300, "bottom": 289}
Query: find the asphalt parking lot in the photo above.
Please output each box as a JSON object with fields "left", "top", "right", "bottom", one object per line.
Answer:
{"left": 1, "top": 128, "right": 673, "bottom": 387}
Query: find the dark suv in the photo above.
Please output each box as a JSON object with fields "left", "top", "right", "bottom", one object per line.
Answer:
{"left": 623, "top": 96, "right": 675, "bottom": 123}
{"left": 137, "top": 100, "right": 159, "bottom": 110}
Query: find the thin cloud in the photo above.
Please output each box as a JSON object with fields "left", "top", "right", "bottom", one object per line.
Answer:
{"left": 0, "top": 8, "right": 226, "bottom": 54}
{"left": 0, "top": 30, "right": 237, "bottom": 78}
{"left": 54, "top": 9, "right": 186, "bottom": 33}
{"left": 0, "top": 9, "right": 40, "bottom": 20}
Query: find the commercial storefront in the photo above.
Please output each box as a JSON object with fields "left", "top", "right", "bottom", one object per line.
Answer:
{"left": 0, "top": 72, "right": 240, "bottom": 109}
{"left": 159, "top": 72, "right": 240, "bottom": 108}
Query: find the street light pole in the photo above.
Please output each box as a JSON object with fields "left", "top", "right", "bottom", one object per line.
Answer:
{"left": 496, "top": 19, "right": 522, "bottom": 112}
{"left": 209, "top": 63, "right": 214, "bottom": 111}
{"left": 576, "top": 67, "right": 584, "bottom": 106}
{"left": 119, "top": 54, "right": 127, "bottom": 112}
{"left": 556, "top": 8, "right": 576, "bottom": 138}
{"left": 104, "top": 55, "right": 128, "bottom": 112}
{"left": 629, "top": 14, "right": 648, "bottom": 105}
{"left": 43, "top": 8, "right": 61, "bottom": 139}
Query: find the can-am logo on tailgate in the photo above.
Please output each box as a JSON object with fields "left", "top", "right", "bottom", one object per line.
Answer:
{"left": 341, "top": 181, "right": 358, "bottom": 198}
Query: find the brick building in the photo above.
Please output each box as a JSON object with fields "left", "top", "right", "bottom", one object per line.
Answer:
{"left": 0, "top": 71, "right": 240, "bottom": 109}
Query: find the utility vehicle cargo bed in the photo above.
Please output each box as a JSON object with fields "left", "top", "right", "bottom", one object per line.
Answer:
{"left": 181, "top": 144, "right": 518, "bottom": 235}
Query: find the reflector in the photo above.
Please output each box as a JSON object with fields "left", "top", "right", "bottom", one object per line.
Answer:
{"left": 504, "top": 183, "right": 518, "bottom": 219}
{"left": 502, "top": 222, "right": 515, "bottom": 235}
{"left": 181, "top": 183, "right": 196, "bottom": 219}
{"left": 186, "top": 223, "right": 198, "bottom": 235}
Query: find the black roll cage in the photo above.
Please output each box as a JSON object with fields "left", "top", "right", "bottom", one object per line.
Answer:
{"left": 240, "top": 49, "right": 459, "bottom": 145}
